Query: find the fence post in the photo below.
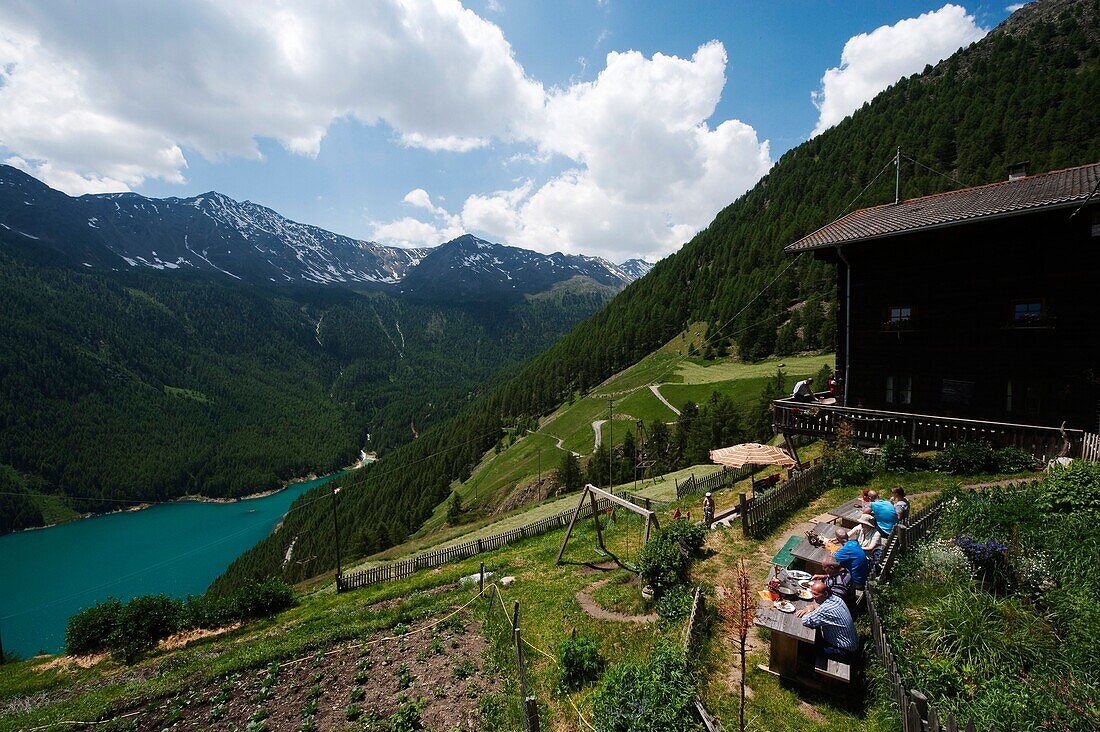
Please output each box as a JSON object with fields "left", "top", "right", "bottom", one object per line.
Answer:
{"left": 739, "top": 493, "right": 749, "bottom": 537}
{"left": 512, "top": 601, "right": 539, "bottom": 732}
{"left": 479, "top": 561, "right": 485, "bottom": 595}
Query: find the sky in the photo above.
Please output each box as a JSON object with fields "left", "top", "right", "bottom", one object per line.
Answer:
{"left": 0, "top": 1, "right": 1021, "bottom": 262}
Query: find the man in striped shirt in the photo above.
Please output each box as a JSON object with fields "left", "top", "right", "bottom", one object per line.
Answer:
{"left": 796, "top": 580, "right": 859, "bottom": 662}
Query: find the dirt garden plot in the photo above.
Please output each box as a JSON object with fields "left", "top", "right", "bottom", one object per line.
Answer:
{"left": 127, "top": 613, "right": 500, "bottom": 731}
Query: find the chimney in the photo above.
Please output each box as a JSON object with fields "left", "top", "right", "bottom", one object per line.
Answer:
{"left": 1007, "top": 161, "right": 1030, "bottom": 181}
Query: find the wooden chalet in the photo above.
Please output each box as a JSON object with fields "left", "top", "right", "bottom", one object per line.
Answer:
{"left": 775, "top": 162, "right": 1100, "bottom": 459}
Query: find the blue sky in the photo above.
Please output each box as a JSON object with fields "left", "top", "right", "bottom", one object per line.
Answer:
{"left": 0, "top": 1, "right": 1019, "bottom": 261}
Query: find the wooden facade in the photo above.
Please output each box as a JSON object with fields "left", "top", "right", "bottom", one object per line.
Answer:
{"left": 815, "top": 199, "right": 1100, "bottom": 432}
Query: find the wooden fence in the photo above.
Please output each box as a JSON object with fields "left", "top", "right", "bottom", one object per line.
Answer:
{"left": 866, "top": 498, "right": 996, "bottom": 731}
{"left": 676, "top": 464, "right": 754, "bottom": 499}
{"left": 773, "top": 400, "right": 1081, "bottom": 461}
{"left": 1083, "top": 432, "right": 1100, "bottom": 462}
{"left": 681, "top": 586, "right": 705, "bottom": 652}
{"left": 339, "top": 496, "right": 615, "bottom": 591}
{"left": 738, "top": 463, "right": 825, "bottom": 538}
{"left": 620, "top": 491, "right": 672, "bottom": 512}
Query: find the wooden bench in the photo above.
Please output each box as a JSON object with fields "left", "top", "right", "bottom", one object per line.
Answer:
{"left": 814, "top": 657, "right": 852, "bottom": 683}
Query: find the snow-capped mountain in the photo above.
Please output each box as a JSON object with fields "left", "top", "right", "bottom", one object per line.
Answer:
{"left": 618, "top": 258, "right": 655, "bottom": 280}
{"left": 0, "top": 165, "right": 645, "bottom": 296}
{"left": 398, "top": 234, "right": 632, "bottom": 300}
{"left": 0, "top": 165, "right": 427, "bottom": 285}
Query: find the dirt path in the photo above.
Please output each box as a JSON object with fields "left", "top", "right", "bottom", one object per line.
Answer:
{"left": 649, "top": 384, "right": 681, "bottom": 416}
{"left": 575, "top": 579, "right": 658, "bottom": 623}
{"left": 592, "top": 420, "right": 605, "bottom": 450}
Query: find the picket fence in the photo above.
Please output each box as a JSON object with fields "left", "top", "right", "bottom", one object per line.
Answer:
{"left": 676, "top": 464, "right": 754, "bottom": 499}
{"left": 738, "top": 463, "right": 825, "bottom": 538}
{"left": 1082, "top": 432, "right": 1100, "bottom": 462}
{"left": 867, "top": 498, "right": 996, "bottom": 732}
{"left": 339, "top": 495, "right": 615, "bottom": 591}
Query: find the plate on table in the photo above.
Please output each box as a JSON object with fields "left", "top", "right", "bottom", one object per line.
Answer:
{"left": 786, "top": 570, "right": 812, "bottom": 581}
{"left": 798, "top": 588, "right": 813, "bottom": 600}
{"left": 798, "top": 579, "right": 812, "bottom": 589}
{"left": 774, "top": 600, "right": 795, "bottom": 613}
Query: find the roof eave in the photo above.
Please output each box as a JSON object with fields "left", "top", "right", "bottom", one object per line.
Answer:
{"left": 783, "top": 196, "right": 1092, "bottom": 254}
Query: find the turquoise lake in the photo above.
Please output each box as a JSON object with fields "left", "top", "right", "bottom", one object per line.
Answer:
{"left": 0, "top": 473, "right": 339, "bottom": 658}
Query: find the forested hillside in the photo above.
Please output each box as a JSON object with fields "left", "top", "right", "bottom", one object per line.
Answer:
{"left": 215, "top": 0, "right": 1100, "bottom": 592}
{"left": 0, "top": 242, "right": 612, "bottom": 534}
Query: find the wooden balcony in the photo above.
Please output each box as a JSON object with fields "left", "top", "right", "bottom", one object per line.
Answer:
{"left": 772, "top": 397, "right": 1084, "bottom": 461}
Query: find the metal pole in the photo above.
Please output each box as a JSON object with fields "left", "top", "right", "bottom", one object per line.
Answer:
{"left": 895, "top": 146, "right": 901, "bottom": 204}
{"left": 608, "top": 399, "right": 613, "bottom": 492}
{"left": 537, "top": 447, "right": 541, "bottom": 500}
{"left": 331, "top": 486, "right": 343, "bottom": 585}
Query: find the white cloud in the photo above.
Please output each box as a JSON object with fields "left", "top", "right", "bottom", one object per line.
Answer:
{"left": 373, "top": 43, "right": 773, "bottom": 261}
{"left": 811, "top": 4, "right": 987, "bottom": 136}
{"left": 370, "top": 216, "right": 464, "bottom": 249}
{"left": 2, "top": 1, "right": 774, "bottom": 260}
{"left": 1005, "top": 3, "right": 1027, "bottom": 12}
{"left": 0, "top": 0, "right": 542, "bottom": 192}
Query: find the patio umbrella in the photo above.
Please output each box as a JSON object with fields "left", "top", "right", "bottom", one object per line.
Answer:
{"left": 709, "top": 442, "right": 797, "bottom": 469}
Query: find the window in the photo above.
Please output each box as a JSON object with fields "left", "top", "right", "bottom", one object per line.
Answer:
{"left": 885, "top": 375, "right": 912, "bottom": 405}
{"left": 941, "top": 379, "right": 974, "bottom": 406}
{"left": 1013, "top": 301, "right": 1043, "bottom": 324}
{"left": 886, "top": 306, "right": 912, "bottom": 329}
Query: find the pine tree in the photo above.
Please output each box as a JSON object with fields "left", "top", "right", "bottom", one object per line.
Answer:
{"left": 554, "top": 452, "right": 582, "bottom": 495}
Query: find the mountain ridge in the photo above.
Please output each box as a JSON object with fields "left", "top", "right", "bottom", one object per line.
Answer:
{"left": 0, "top": 166, "right": 649, "bottom": 296}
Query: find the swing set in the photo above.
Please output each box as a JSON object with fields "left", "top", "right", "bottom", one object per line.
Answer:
{"left": 555, "top": 483, "right": 660, "bottom": 565}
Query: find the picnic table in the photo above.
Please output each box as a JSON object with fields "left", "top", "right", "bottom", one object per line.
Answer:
{"left": 755, "top": 570, "right": 817, "bottom": 677}
{"left": 827, "top": 498, "right": 868, "bottom": 528}
{"left": 789, "top": 522, "right": 840, "bottom": 575}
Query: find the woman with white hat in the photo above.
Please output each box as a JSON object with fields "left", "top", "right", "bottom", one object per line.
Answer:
{"left": 850, "top": 513, "right": 882, "bottom": 554}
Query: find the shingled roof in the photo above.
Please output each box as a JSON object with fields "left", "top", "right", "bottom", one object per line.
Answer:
{"left": 786, "top": 162, "right": 1100, "bottom": 252}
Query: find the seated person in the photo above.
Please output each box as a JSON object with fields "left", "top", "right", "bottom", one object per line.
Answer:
{"left": 796, "top": 580, "right": 859, "bottom": 663}
{"left": 851, "top": 514, "right": 883, "bottom": 554}
{"left": 864, "top": 490, "right": 898, "bottom": 537}
{"left": 812, "top": 557, "right": 853, "bottom": 607}
{"left": 790, "top": 376, "right": 816, "bottom": 403}
{"left": 832, "top": 527, "right": 869, "bottom": 588}
{"left": 891, "top": 486, "right": 910, "bottom": 523}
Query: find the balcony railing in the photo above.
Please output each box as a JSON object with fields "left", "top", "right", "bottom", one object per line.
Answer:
{"left": 773, "top": 397, "right": 1083, "bottom": 461}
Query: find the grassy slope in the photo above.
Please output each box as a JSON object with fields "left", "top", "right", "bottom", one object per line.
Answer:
{"left": 425, "top": 334, "right": 833, "bottom": 529}
{"left": 1, "top": 453, "right": 1035, "bottom": 731}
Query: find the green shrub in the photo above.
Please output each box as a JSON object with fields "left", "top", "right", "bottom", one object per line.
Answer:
{"left": 66, "top": 598, "right": 123, "bottom": 655}
{"left": 992, "top": 446, "right": 1035, "bottom": 473}
{"left": 654, "top": 585, "right": 693, "bottom": 622}
{"left": 912, "top": 587, "right": 1060, "bottom": 682}
{"left": 234, "top": 577, "right": 295, "bottom": 619}
{"left": 659, "top": 520, "right": 707, "bottom": 553}
{"left": 591, "top": 642, "right": 700, "bottom": 732}
{"left": 1036, "top": 460, "right": 1100, "bottom": 516}
{"left": 932, "top": 441, "right": 996, "bottom": 474}
{"left": 638, "top": 521, "right": 705, "bottom": 593}
{"left": 880, "top": 438, "right": 913, "bottom": 471}
{"left": 110, "top": 594, "right": 184, "bottom": 663}
{"left": 556, "top": 634, "right": 605, "bottom": 690}
{"left": 183, "top": 593, "right": 237, "bottom": 630}
{"left": 823, "top": 446, "right": 872, "bottom": 487}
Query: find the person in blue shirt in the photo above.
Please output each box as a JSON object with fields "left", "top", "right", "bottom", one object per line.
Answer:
{"left": 865, "top": 490, "right": 898, "bottom": 537}
{"left": 796, "top": 580, "right": 859, "bottom": 662}
{"left": 831, "top": 527, "right": 869, "bottom": 588}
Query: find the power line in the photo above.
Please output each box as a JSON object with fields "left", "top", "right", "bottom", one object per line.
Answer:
{"left": 900, "top": 151, "right": 970, "bottom": 190}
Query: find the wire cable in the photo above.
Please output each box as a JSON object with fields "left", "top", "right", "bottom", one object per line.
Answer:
{"left": 899, "top": 151, "right": 970, "bottom": 189}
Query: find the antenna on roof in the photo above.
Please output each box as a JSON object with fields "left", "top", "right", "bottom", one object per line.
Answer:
{"left": 894, "top": 147, "right": 901, "bottom": 204}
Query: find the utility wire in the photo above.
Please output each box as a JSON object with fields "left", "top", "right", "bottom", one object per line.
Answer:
{"left": 900, "top": 151, "right": 970, "bottom": 190}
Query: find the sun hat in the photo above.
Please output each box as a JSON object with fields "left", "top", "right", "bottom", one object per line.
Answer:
{"left": 857, "top": 514, "right": 876, "bottom": 527}
{"left": 705, "top": 492, "right": 712, "bottom": 497}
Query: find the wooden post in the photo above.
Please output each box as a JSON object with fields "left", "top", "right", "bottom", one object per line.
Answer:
{"left": 479, "top": 561, "right": 485, "bottom": 595}
{"left": 739, "top": 493, "right": 749, "bottom": 537}
{"left": 589, "top": 492, "right": 606, "bottom": 553}
{"left": 555, "top": 486, "right": 592, "bottom": 564}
